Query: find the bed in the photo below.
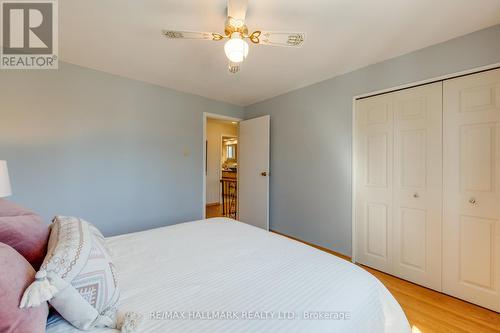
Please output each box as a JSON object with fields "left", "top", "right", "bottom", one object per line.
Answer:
{"left": 46, "top": 218, "right": 410, "bottom": 333}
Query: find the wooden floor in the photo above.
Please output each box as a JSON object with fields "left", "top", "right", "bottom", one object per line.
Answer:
{"left": 207, "top": 203, "right": 237, "bottom": 219}
{"left": 206, "top": 204, "right": 224, "bottom": 218}
{"left": 364, "top": 266, "right": 500, "bottom": 333}
{"left": 272, "top": 230, "right": 500, "bottom": 333}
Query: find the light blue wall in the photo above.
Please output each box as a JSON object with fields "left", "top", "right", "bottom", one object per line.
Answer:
{"left": 0, "top": 62, "right": 243, "bottom": 236}
{"left": 244, "top": 24, "right": 500, "bottom": 256}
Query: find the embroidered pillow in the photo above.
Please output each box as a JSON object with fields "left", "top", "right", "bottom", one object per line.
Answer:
{"left": 21, "top": 216, "right": 120, "bottom": 330}
{"left": 0, "top": 242, "right": 48, "bottom": 333}
{"left": 0, "top": 199, "right": 49, "bottom": 270}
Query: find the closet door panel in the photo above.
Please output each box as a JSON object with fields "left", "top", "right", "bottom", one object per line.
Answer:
{"left": 443, "top": 68, "right": 500, "bottom": 312}
{"left": 355, "top": 94, "right": 394, "bottom": 272}
{"left": 392, "top": 82, "right": 443, "bottom": 290}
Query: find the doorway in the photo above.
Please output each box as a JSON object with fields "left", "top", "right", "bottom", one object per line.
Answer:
{"left": 202, "top": 112, "right": 271, "bottom": 231}
{"left": 204, "top": 116, "right": 240, "bottom": 218}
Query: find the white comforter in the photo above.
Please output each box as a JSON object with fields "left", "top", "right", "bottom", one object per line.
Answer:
{"left": 47, "top": 218, "right": 410, "bottom": 333}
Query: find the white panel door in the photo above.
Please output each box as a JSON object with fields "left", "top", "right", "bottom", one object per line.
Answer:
{"left": 355, "top": 94, "right": 394, "bottom": 273}
{"left": 443, "top": 68, "right": 500, "bottom": 312}
{"left": 238, "top": 115, "right": 270, "bottom": 230}
{"left": 392, "top": 82, "right": 443, "bottom": 291}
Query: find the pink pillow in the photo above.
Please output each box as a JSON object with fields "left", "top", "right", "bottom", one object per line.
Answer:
{"left": 0, "top": 242, "right": 48, "bottom": 333}
{"left": 0, "top": 199, "right": 49, "bottom": 270}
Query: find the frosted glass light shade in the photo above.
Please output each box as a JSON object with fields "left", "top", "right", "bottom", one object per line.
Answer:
{"left": 0, "top": 160, "right": 12, "bottom": 197}
{"left": 224, "top": 33, "right": 249, "bottom": 63}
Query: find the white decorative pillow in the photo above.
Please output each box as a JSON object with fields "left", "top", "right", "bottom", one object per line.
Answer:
{"left": 20, "top": 216, "right": 120, "bottom": 330}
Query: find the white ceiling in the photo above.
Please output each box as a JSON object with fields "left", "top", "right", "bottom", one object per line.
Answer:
{"left": 60, "top": 0, "right": 500, "bottom": 106}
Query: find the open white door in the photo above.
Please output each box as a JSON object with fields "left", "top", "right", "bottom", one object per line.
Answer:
{"left": 238, "top": 115, "right": 270, "bottom": 230}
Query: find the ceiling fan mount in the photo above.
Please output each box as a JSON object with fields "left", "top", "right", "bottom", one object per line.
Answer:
{"left": 224, "top": 17, "right": 249, "bottom": 37}
{"left": 162, "top": 0, "right": 306, "bottom": 74}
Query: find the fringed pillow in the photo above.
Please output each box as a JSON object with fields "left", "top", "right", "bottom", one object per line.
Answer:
{"left": 20, "top": 216, "right": 120, "bottom": 330}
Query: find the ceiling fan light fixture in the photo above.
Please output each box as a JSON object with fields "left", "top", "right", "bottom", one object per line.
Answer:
{"left": 224, "top": 32, "right": 249, "bottom": 63}
{"left": 162, "top": 0, "right": 306, "bottom": 73}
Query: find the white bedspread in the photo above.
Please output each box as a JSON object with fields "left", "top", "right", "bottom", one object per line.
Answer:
{"left": 47, "top": 218, "right": 410, "bottom": 333}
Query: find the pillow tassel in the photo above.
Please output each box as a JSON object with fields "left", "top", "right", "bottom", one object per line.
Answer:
{"left": 19, "top": 270, "right": 58, "bottom": 308}
{"left": 119, "top": 312, "right": 142, "bottom": 333}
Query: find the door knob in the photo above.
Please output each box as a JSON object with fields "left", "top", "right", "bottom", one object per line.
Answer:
{"left": 469, "top": 197, "right": 477, "bottom": 205}
{"left": 261, "top": 171, "right": 268, "bottom": 177}
{"left": 413, "top": 192, "right": 419, "bottom": 198}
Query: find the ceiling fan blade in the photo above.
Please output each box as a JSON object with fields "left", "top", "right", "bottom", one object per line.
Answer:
{"left": 162, "top": 30, "right": 224, "bottom": 41}
{"left": 250, "top": 31, "right": 306, "bottom": 47}
{"left": 227, "top": 0, "right": 248, "bottom": 21}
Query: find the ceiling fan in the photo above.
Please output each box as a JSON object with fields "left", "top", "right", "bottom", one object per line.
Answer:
{"left": 162, "top": 0, "right": 306, "bottom": 74}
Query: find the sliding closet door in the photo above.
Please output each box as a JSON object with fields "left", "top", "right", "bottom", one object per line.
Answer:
{"left": 392, "top": 82, "right": 442, "bottom": 291}
{"left": 443, "top": 68, "right": 500, "bottom": 312}
{"left": 355, "top": 94, "right": 394, "bottom": 273}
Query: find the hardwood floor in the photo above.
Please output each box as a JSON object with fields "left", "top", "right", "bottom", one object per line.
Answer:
{"left": 206, "top": 204, "right": 224, "bottom": 218}
{"left": 271, "top": 230, "right": 500, "bottom": 333}
{"left": 206, "top": 202, "right": 237, "bottom": 219}
{"left": 364, "top": 266, "right": 500, "bottom": 333}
